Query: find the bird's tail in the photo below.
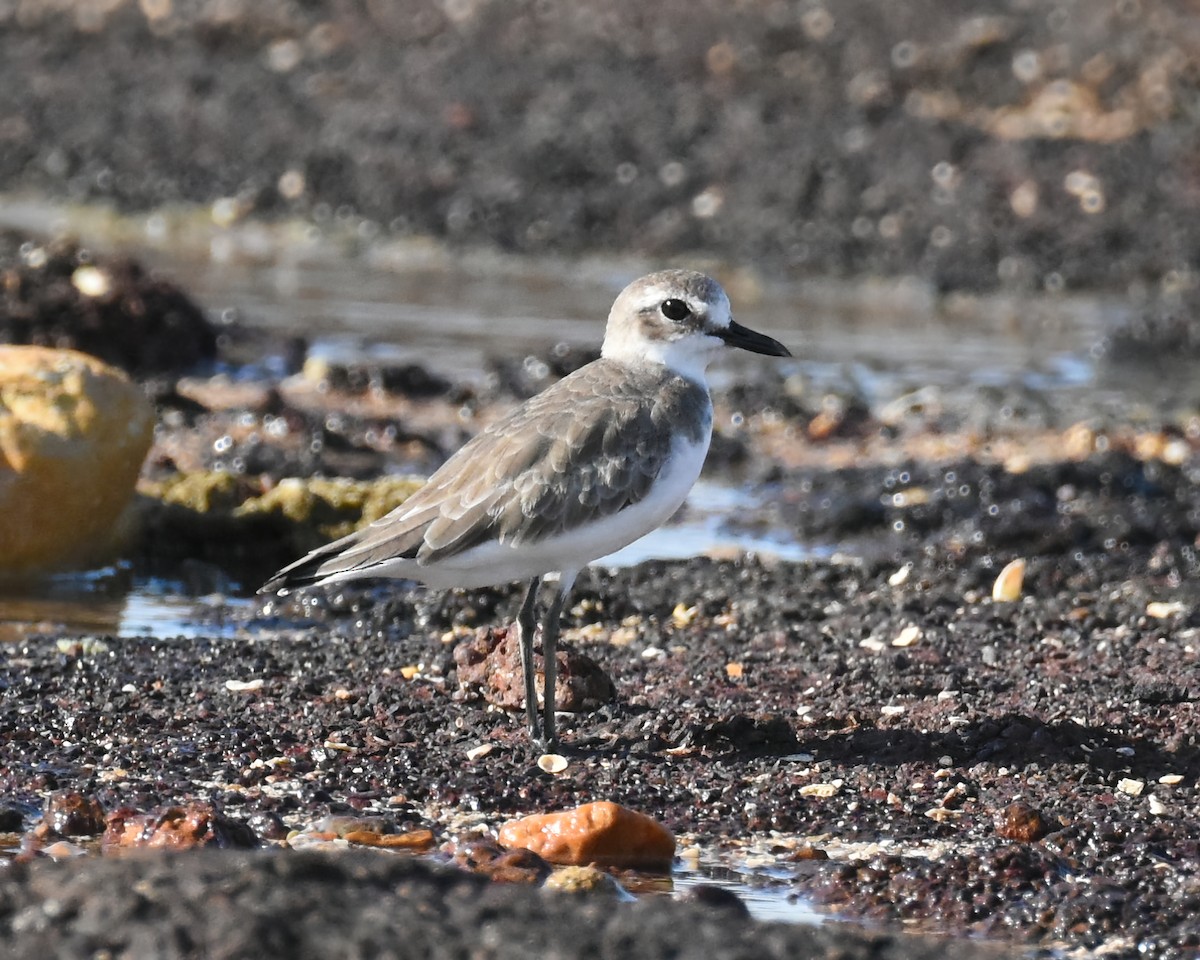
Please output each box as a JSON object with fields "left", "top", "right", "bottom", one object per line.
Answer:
{"left": 258, "top": 527, "right": 367, "bottom": 595}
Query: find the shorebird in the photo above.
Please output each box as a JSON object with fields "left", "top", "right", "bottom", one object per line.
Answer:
{"left": 261, "top": 270, "right": 790, "bottom": 749}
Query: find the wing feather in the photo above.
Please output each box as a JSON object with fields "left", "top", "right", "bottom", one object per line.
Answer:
{"left": 260, "top": 359, "right": 710, "bottom": 591}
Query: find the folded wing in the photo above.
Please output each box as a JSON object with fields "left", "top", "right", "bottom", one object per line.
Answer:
{"left": 259, "top": 361, "right": 708, "bottom": 593}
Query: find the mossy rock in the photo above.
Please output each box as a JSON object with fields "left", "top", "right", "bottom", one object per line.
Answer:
{"left": 135, "top": 472, "right": 425, "bottom": 580}
{"left": 236, "top": 476, "right": 424, "bottom": 540}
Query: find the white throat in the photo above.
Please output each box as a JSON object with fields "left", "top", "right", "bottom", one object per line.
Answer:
{"left": 601, "top": 332, "right": 720, "bottom": 384}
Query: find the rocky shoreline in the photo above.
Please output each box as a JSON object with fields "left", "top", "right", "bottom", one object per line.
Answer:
{"left": 1, "top": 226, "right": 1200, "bottom": 957}
{"left": 3, "top": 3, "right": 1200, "bottom": 957}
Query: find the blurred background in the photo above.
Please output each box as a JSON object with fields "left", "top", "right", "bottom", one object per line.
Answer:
{"left": 0, "top": 0, "right": 1196, "bottom": 298}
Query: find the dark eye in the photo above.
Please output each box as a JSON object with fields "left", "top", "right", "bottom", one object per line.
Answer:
{"left": 660, "top": 299, "right": 690, "bottom": 322}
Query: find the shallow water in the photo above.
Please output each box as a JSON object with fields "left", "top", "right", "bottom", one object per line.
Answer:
{"left": 0, "top": 196, "right": 1147, "bottom": 402}
{"left": 0, "top": 572, "right": 248, "bottom": 643}
{"left": 176, "top": 235, "right": 1130, "bottom": 408}
{"left": 669, "top": 857, "right": 827, "bottom": 925}
{"left": 0, "top": 480, "right": 811, "bottom": 642}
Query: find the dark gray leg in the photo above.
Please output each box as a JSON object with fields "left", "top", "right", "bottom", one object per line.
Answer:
{"left": 516, "top": 577, "right": 542, "bottom": 741}
{"left": 539, "top": 574, "right": 576, "bottom": 752}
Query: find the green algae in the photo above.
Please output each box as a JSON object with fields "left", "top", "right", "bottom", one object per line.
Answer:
{"left": 135, "top": 471, "right": 425, "bottom": 581}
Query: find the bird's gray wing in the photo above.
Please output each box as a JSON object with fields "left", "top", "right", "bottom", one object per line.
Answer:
{"left": 260, "top": 361, "right": 708, "bottom": 590}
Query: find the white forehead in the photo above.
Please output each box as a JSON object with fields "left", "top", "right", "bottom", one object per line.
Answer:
{"left": 620, "top": 271, "right": 732, "bottom": 328}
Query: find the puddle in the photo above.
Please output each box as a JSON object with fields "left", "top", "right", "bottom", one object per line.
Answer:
{"left": 0, "top": 195, "right": 1150, "bottom": 402}
{"left": 189, "top": 252, "right": 1131, "bottom": 413}
{"left": 0, "top": 571, "right": 248, "bottom": 642}
{"left": 597, "top": 481, "right": 820, "bottom": 568}
{"left": 668, "top": 860, "right": 825, "bottom": 924}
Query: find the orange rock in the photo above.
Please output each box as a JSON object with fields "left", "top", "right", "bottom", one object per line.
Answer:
{"left": 995, "top": 801, "right": 1051, "bottom": 842}
{"left": 806, "top": 408, "right": 843, "bottom": 441}
{"left": 343, "top": 828, "right": 436, "bottom": 850}
{"left": 497, "top": 801, "right": 675, "bottom": 870}
{"left": 0, "top": 346, "right": 154, "bottom": 576}
{"left": 786, "top": 844, "right": 830, "bottom": 861}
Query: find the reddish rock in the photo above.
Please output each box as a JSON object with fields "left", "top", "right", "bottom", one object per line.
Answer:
{"left": 995, "top": 801, "right": 1051, "bottom": 842}
{"left": 454, "top": 626, "right": 615, "bottom": 713}
{"left": 786, "top": 845, "right": 830, "bottom": 861}
{"left": 452, "top": 839, "right": 553, "bottom": 884}
{"left": 101, "top": 803, "right": 258, "bottom": 852}
{"left": 498, "top": 802, "right": 675, "bottom": 871}
{"left": 39, "top": 791, "right": 106, "bottom": 838}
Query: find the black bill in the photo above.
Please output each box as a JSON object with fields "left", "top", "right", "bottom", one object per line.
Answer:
{"left": 718, "top": 319, "right": 791, "bottom": 357}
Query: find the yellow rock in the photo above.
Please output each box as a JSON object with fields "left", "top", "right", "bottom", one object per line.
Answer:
{"left": 0, "top": 346, "right": 153, "bottom": 576}
{"left": 543, "top": 865, "right": 625, "bottom": 897}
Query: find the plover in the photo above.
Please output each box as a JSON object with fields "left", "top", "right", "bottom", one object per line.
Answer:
{"left": 261, "top": 270, "right": 790, "bottom": 749}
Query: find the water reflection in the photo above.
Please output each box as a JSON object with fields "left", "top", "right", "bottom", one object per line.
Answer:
{"left": 0, "top": 570, "right": 246, "bottom": 642}
{"left": 0, "top": 481, "right": 810, "bottom": 642}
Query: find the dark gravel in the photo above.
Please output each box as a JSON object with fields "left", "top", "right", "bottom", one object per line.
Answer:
{"left": 3, "top": 531, "right": 1200, "bottom": 956}
{"left": 0, "top": 850, "right": 1003, "bottom": 960}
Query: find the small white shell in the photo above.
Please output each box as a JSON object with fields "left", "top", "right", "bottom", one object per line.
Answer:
{"left": 992, "top": 558, "right": 1026, "bottom": 602}
{"left": 224, "top": 678, "right": 264, "bottom": 692}
{"left": 888, "top": 563, "right": 913, "bottom": 586}
{"left": 538, "top": 753, "right": 569, "bottom": 774}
